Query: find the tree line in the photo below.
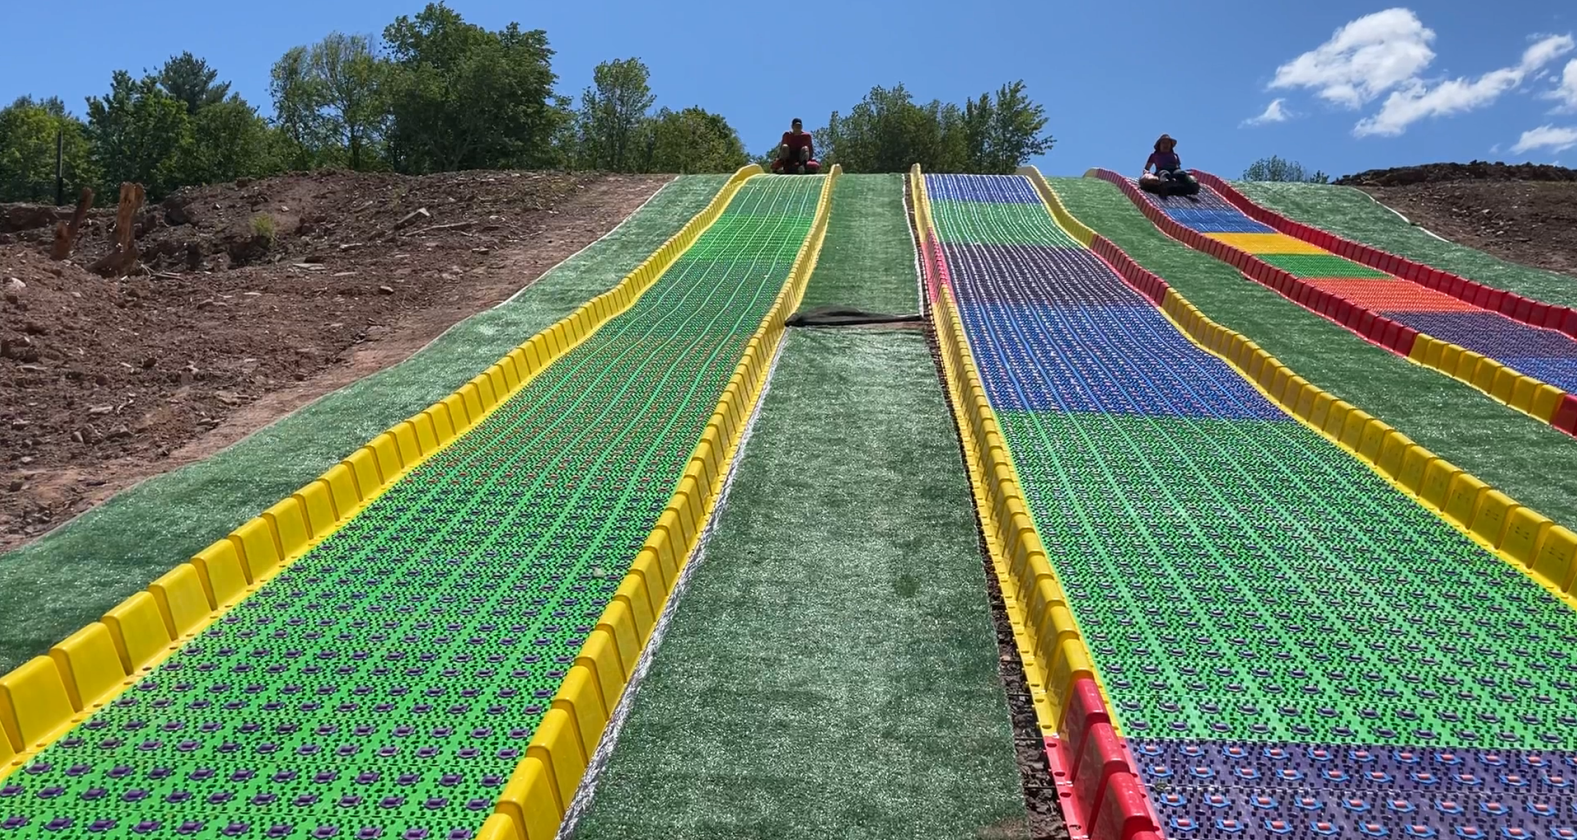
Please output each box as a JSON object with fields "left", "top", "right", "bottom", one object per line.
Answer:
{"left": 0, "top": 4, "right": 752, "bottom": 203}
{"left": 0, "top": 2, "right": 1061, "bottom": 205}
{"left": 767, "top": 82, "right": 1054, "bottom": 174}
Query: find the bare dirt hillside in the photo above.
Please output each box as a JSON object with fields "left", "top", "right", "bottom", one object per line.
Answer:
{"left": 0, "top": 170, "right": 669, "bottom": 550}
{"left": 1336, "top": 162, "right": 1577, "bottom": 277}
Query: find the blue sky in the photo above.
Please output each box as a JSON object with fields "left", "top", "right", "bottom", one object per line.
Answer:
{"left": 3, "top": 0, "right": 1576, "bottom": 178}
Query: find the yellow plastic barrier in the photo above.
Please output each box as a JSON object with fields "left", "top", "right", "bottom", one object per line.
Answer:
{"left": 911, "top": 165, "right": 1096, "bottom": 736}
{"left": 489, "top": 165, "right": 842, "bottom": 839}
{"left": 0, "top": 165, "right": 770, "bottom": 778}
{"left": 1017, "top": 168, "right": 1577, "bottom": 609}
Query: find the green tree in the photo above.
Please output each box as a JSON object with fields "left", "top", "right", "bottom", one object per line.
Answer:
{"left": 818, "top": 84, "right": 964, "bottom": 173}
{"left": 157, "top": 52, "right": 232, "bottom": 114}
{"left": 810, "top": 82, "right": 1052, "bottom": 173}
{"left": 974, "top": 80, "right": 1053, "bottom": 173}
{"left": 1244, "top": 155, "right": 1328, "bottom": 183}
{"left": 86, "top": 70, "right": 192, "bottom": 197}
{"left": 644, "top": 106, "right": 746, "bottom": 173}
{"left": 575, "top": 58, "right": 656, "bottom": 171}
{"left": 310, "top": 33, "right": 386, "bottom": 170}
{"left": 179, "top": 97, "right": 282, "bottom": 185}
{"left": 270, "top": 46, "right": 330, "bottom": 170}
{"left": 0, "top": 96, "right": 99, "bottom": 203}
{"left": 382, "top": 3, "right": 561, "bottom": 173}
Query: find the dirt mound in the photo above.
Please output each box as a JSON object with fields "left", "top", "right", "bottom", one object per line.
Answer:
{"left": 1343, "top": 177, "right": 1577, "bottom": 278}
{"left": 1, "top": 169, "right": 602, "bottom": 272}
{"left": 1336, "top": 161, "right": 1577, "bottom": 187}
{"left": 1, "top": 170, "right": 669, "bottom": 549}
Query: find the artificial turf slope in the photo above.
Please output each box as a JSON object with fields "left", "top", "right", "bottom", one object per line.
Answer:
{"left": 571, "top": 175, "right": 1025, "bottom": 840}
{"left": 1051, "top": 176, "right": 1577, "bottom": 532}
{"left": 0, "top": 175, "right": 728, "bottom": 674}
{"left": 793, "top": 173, "right": 921, "bottom": 314}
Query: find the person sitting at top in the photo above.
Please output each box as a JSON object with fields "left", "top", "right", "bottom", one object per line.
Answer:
{"left": 772, "top": 118, "right": 820, "bottom": 174}
{"left": 1142, "top": 134, "right": 1184, "bottom": 181}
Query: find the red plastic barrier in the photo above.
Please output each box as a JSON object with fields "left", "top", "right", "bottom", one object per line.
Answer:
{"left": 1193, "top": 168, "right": 1577, "bottom": 338}
{"left": 1073, "top": 723, "right": 1130, "bottom": 820}
{"left": 1095, "top": 774, "right": 1161, "bottom": 840}
{"left": 1554, "top": 395, "right": 1577, "bottom": 434}
{"left": 1394, "top": 326, "right": 1419, "bottom": 357}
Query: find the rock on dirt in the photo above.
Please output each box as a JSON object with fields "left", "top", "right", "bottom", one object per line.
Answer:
{"left": 0, "top": 169, "right": 671, "bottom": 551}
{"left": 1334, "top": 162, "right": 1577, "bottom": 277}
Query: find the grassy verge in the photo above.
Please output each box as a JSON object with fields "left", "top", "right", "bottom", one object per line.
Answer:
{"left": 1051, "top": 176, "right": 1577, "bottom": 531}
{"left": 0, "top": 175, "right": 727, "bottom": 674}
{"left": 572, "top": 174, "right": 1024, "bottom": 840}
{"left": 795, "top": 173, "right": 921, "bottom": 314}
{"left": 1235, "top": 180, "right": 1577, "bottom": 306}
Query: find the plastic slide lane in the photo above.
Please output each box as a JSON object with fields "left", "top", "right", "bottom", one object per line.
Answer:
{"left": 0, "top": 173, "right": 830, "bottom": 839}
{"left": 1092, "top": 169, "right": 1577, "bottom": 434}
{"left": 921, "top": 173, "right": 1577, "bottom": 840}
{"left": 1195, "top": 171, "right": 1577, "bottom": 340}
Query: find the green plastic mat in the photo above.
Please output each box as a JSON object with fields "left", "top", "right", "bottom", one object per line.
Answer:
{"left": 0, "top": 176, "right": 825, "bottom": 839}
{"left": 0, "top": 176, "right": 729, "bottom": 676}
{"left": 1050, "top": 176, "right": 1577, "bottom": 534}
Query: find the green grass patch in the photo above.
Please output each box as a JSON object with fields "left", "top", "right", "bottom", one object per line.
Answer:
{"left": 0, "top": 175, "right": 728, "bottom": 674}
{"left": 1236, "top": 181, "right": 1577, "bottom": 305}
{"left": 570, "top": 329, "right": 1026, "bottom": 840}
{"left": 796, "top": 174, "right": 921, "bottom": 314}
{"left": 1258, "top": 252, "right": 1390, "bottom": 278}
{"left": 1050, "top": 176, "right": 1577, "bottom": 532}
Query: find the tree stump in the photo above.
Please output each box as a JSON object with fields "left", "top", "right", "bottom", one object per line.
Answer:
{"left": 90, "top": 183, "right": 146, "bottom": 277}
{"left": 50, "top": 187, "right": 95, "bottom": 261}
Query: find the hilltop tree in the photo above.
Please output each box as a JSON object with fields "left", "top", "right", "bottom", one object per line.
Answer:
{"left": 180, "top": 97, "right": 281, "bottom": 185}
{"left": 575, "top": 57, "right": 656, "bottom": 171}
{"left": 0, "top": 96, "right": 99, "bottom": 203}
{"left": 157, "top": 52, "right": 232, "bottom": 114}
{"left": 309, "top": 33, "right": 386, "bottom": 170}
{"left": 86, "top": 71, "right": 192, "bottom": 196}
{"left": 814, "top": 82, "right": 1054, "bottom": 173}
{"left": 381, "top": 3, "right": 561, "bottom": 173}
{"left": 644, "top": 106, "right": 747, "bottom": 173}
{"left": 270, "top": 46, "right": 329, "bottom": 169}
{"left": 1244, "top": 155, "right": 1329, "bottom": 183}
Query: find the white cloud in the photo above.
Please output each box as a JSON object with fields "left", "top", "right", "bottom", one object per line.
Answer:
{"left": 1270, "top": 9, "right": 1437, "bottom": 108}
{"left": 1511, "top": 124, "right": 1577, "bottom": 154}
{"left": 1242, "top": 99, "right": 1294, "bottom": 127}
{"left": 1353, "top": 34, "right": 1574, "bottom": 136}
{"left": 1547, "top": 59, "right": 1577, "bottom": 111}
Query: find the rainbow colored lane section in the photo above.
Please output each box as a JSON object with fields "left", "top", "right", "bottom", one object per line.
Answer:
{"left": 1129, "top": 183, "right": 1577, "bottom": 392}
{"left": 925, "top": 173, "right": 1577, "bottom": 840}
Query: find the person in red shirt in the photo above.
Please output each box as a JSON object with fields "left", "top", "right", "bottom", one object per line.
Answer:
{"left": 771, "top": 118, "right": 820, "bottom": 174}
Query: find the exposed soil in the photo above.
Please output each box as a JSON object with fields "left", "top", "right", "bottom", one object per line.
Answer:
{"left": 1335, "top": 162, "right": 1577, "bottom": 278}
{"left": 0, "top": 169, "right": 670, "bottom": 552}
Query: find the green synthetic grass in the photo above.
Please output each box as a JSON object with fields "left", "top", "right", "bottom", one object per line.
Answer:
{"left": 1236, "top": 180, "right": 1577, "bottom": 304}
{"left": 0, "top": 175, "right": 728, "bottom": 675}
{"left": 574, "top": 173, "right": 1024, "bottom": 839}
{"left": 795, "top": 174, "right": 922, "bottom": 314}
{"left": 1257, "top": 252, "right": 1390, "bottom": 278}
{"left": 1050, "top": 176, "right": 1577, "bottom": 532}
{"left": 571, "top": 331, "right": 1027, "bottom": 840}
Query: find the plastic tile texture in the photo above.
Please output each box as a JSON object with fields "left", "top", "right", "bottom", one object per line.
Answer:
{"left": 0, "top": 177, "right": 825, "bottom": 840}
{"left": 928, "top": 173, "right": 1577, "bottom": 840}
